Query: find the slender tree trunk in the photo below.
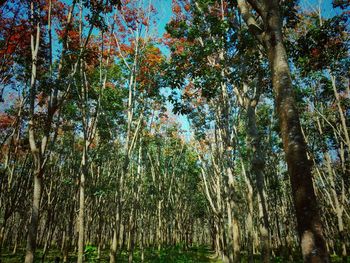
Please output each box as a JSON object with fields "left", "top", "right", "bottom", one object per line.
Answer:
{"left": 0, "top": 220, "right": 6, "bottom": 256}
{"left": 330, "top": 74, "right": 350, "bottom": 148}
{"left": 244, "top": 173, "right": 254, "bottom": 263}
{"left": 25, "top": 1, "right": 41, "bottom": 262}
{"left": 157, "top": 200, "right": 162, "bottom": 251}
{"left": 25, "top": 174, "right": 42, "bottom": 263}
{"left": 110, "top": 226, "right": 118, "bottom": 263}
{"left": 110, "top": 207, "right": 120, "bottom": 263}
{"left": 77, "top": 173, "right": 85, "bottom": 263}
{"left": 231, "top": 214, "right": 240, "bottom": 263}
{"left": 77, "top": 150, "right": 87, "bottom": 263}
{"left": 324, "top": 153, "right": 347, "bottom": 261}
{"left": 246, "top": 103, "right": 270, "bottom": 263}
{"left": 140, "top": 212, "right": 145, "bottom": 263}
{"left": 41, "top": 223, "right": 51, "bottom": 263}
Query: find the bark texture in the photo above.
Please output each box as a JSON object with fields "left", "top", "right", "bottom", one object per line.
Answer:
{"left": 263, "top": 7, "right": 328, "bottom": 261}
{"left": 237, "top": 0, "right": 330, "bottom": 261}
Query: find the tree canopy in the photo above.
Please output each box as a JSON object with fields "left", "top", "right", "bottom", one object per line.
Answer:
{"left": 0, "top": 0, "right": 349, "bottom": 263}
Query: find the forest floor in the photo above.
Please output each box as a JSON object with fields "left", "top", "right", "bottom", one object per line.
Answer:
{"left": 1, "top": 246, "right": 222, "bottom": 263}
{"left": 1, "top": 247, "right": 349, "bottom": 263}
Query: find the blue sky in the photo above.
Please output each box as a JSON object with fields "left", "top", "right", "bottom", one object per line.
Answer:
{"left": 1, "top": 0, "right": 344, "bottom": 136}
{"left": 152, "top": 0, "right": 191, "bottom": 137}
{"left": 300, "top": 0, "right": 344, "bottom": 18}
{"left": 153, "top": 0, "right": 343, "bottom": 139}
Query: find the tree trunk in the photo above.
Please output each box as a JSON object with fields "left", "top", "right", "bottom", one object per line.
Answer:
{"left": 110, "top": 227, "right": 118, "bottom": 263}
{"left": 77, "top": 160, "right": 86, "bottom": 263}
{"left": 244, "top": 173, "right": 254, "bottom": 263}
{"left": 157, "top": 200, "right": 162, "bottom": 251}
{"left": 0, "top": 221, "right": 6, "bottom": 256}
{"left": 25, "top": 1, "right": 41, "bottom": 261}
{"left": 25, "top": 174, "right": 42, "bottom": 263}
{"left": 246, "top": 103, "right": 270, "bottom": 263}
{"left": 263, "top": 5, "right": 329, "bottom": 262}
{"left": 231, "top": 215, "right": 240, "bottom": 263}
{"left": 237, "top": 1, "right": 330, "bottom": 260}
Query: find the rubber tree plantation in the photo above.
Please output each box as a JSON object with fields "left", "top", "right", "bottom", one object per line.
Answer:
{"left": 0, "top": 0, "right": 349, "bottom": 262}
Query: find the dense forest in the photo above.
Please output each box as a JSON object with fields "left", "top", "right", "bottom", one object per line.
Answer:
{"left": 0, "top": 0, "right": 349, "bottom": 262}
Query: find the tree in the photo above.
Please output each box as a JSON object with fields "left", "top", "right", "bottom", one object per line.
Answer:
{"left": 236, "top": 0, "right": 329, "bottom": 261}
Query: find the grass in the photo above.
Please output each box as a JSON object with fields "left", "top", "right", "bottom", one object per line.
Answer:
{"left": 0, "top": 245, "right": 222, "bottom": 263}
{"left": 1, "top": 247, "right": 349, "bottom": 262}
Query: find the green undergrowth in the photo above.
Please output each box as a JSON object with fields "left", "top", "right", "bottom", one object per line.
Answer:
{"left": 1, "top": 247, "right": 349, "bottom": 262}
{"left": 1, "top": 245, "right": 221, "bottom": 263}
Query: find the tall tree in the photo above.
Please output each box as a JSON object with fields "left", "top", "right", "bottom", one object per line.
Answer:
{"left": 236, "top": 0, "right": 329, "bottom": 261}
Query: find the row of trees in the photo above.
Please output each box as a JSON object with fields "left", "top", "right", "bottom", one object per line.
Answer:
{"left": 0, "top": 0, "right": 349, "bottom": 262}
{"left": 163, "top": 0, "right": 349, "bottom": 262}
{"left": 0, "top": 1, "right": 209, "bottom": 262}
